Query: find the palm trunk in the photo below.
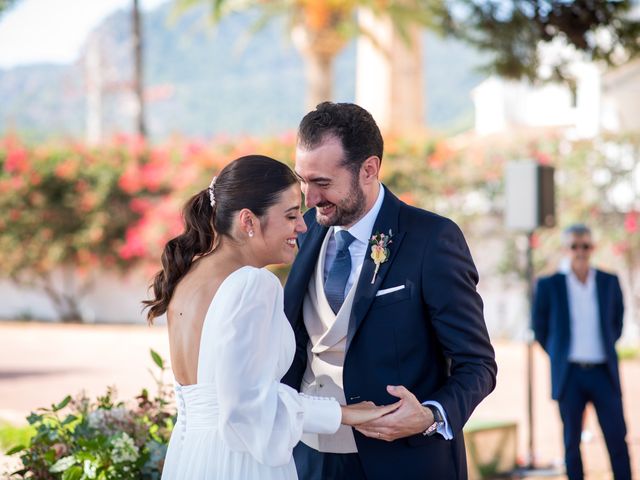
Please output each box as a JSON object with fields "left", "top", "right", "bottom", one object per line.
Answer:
{"left": 291, "top": 24, "right": 346, "bottom": 111}
{"left": 303, "top": 50, "right": 333, "bottom": 110}
{"left": 356, "top": 8, "right": 425, "bottom": 134}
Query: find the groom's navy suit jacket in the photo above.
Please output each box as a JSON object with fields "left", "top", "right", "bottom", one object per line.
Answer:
{"left": 532, "top": 270, "right": 624, "bottom": 401}
{"left": 282, "top": 189, "right": 497, "bottom": 480}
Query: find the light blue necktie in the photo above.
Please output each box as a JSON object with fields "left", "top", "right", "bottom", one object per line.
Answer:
{"left": 325, "top": 230, "right": 356, "bottom": 314}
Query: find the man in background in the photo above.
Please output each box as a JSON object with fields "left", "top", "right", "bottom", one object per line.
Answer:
{"left": 532, "top": 223, "right": 632, "bottom": 480}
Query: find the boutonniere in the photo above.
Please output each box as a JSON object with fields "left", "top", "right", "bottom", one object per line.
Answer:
{"left": 369, "top": 230, "right": 393, "bottom": 284}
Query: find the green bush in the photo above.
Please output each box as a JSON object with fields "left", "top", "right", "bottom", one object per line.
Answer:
{"left": 2, "top": 132, "right": 639, "bottom": 325}
{"left": 6, "top": 350, "right": 175, "bottom": 480}
{"left": 0, "top": 423, "right": 35, "bottom": 452}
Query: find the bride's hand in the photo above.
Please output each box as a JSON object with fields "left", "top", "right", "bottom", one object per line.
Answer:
{"left": 340, "top": 400, "right": 402, "bottom": 426}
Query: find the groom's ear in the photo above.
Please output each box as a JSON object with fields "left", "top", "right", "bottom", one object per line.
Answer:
{"left": 361, "top": 156, "right": 381, "bottom": 184}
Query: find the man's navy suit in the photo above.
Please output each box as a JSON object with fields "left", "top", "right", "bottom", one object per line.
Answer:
{"left": 532, "top": 270, "right": 631, "bottom": 480}
{"left": 282, "top": 189, "right": 497, "bottom": 480}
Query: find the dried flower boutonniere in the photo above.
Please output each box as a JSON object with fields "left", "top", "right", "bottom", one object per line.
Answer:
{"left": 369, "top": 230, "right": 393, "bottom": 284}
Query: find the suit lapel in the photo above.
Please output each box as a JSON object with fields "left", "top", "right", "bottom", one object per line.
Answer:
{"left": 284, "top": 213, "right": 328, "bottom": 324}
{"left": 556, "top": 274, "right": 571, "bottom": 341}
{"left": 346, "top": 190, "right": 405, "bottom": 351}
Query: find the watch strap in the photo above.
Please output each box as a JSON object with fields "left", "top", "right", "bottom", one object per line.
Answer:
{"left": 422, "top": 405, "right": 445, "bottom": 437}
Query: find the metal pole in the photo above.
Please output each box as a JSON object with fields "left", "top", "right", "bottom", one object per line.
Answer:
{"left": 526, "top": 230, "right": 535, "bottom": 469}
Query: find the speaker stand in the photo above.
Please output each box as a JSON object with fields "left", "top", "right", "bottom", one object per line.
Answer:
{"left": 510, "top": 232, "right": 564, "bottom": 478}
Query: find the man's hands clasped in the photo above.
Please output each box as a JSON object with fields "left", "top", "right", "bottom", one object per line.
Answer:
{"left": 347, "top": 385, "right": 434, "bottom": 442}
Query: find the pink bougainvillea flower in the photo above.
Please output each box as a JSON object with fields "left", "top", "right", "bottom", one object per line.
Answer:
{"left": 142, "top": 149, "right": 171, "bottom": 192}
{"left": 534, "top": 151, "right": 552, "bottom": 165}
{"left": 4, "top": 147, "right": 29, "bottom": 173}
{"left": 278, "top": 131, "right": 296, "bottom": 145}
{"left": 79, "top": 192, "right": 98, "bottom": 212}
{"left": 624, "top": 211, "right": 638, "bottom": 233}
{"left": 185, "top": 140, "right": 206, "bottom": 158}
{"left": 54, "top": 160, "right": 78, "bottom": 179}
{"left": 119, "top": 226, "right": 147, "bottom": 260}
{"left": 119, "top": 165, "right": 142, "bottom": 194}
{"left": 10, "top": 176, "right": 24, "bottom": 190}
{"left": 399, "top": 192, "right": 416, "bottom": 206}
{"left": 427, "top": 141, "right": 455, "bottom": 169}
{"left": 613, "top": 241, "right": 628, "bottom": 256}
{"left": 30, "top": 172, "right": 42, "bottom": 186}
{"left": 113, "top": 133, "right": 146, "bottom": 159}
{"left": 130, "top": 198, "right": 153, "bottom": 214}
{"left": 530, "top": 233, "right": 540, "bottom": 249}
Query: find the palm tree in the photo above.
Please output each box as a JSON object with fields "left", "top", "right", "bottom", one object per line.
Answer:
{"left": 174, "top": 2, "right": 640, "bottom": 132}
{"left": 174, "top": 0, "right": 446, "bottom": 111}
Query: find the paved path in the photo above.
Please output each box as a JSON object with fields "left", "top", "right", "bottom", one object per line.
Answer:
{"left": 0, "top": 322, "right": 638, "bottom": 479}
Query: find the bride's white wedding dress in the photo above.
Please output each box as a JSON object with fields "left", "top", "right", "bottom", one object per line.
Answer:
{"left": 161, "top": 266, "right": 341, "bottom": 479}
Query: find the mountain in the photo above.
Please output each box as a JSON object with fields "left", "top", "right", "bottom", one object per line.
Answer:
{"left": 0, "top": 3, "right": 487, "bottom": 141}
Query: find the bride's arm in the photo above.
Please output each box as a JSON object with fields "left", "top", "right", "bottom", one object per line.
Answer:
{"left": 213, "top": 268, "right": 339, "bottom": 466}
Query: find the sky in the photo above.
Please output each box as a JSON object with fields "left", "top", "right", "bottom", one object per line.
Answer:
{"left": 0, "top": 0, "right": 167, "bottom": 69}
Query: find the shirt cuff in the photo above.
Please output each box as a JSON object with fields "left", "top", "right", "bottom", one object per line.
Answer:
{"left": 299, "top": 393, "right": 342, "bottom": 435}
{"left": 422, "top": 400, "right": 453, "bottom": 440}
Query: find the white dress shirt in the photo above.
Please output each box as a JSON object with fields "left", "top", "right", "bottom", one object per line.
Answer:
{"left": 567, "top": 268, "right": 606, "bottom": 363}
{"left": 323, "top": 184, "right": 385, "bottom": 295}
{"left": 322, "top": 184, "right": 453, "bottom": 440}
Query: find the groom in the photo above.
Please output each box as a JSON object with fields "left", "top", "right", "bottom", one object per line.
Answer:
{"left": 282, "top": 102, "right": 497, "bottom": 479}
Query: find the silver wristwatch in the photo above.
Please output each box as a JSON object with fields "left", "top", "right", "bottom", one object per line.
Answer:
{"left": 422, "top": 405, "right": 445, "bottom": 436}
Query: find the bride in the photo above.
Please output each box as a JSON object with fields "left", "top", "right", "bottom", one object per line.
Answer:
{"left": 144, "top": 155, "right": 399, "bottom": 479}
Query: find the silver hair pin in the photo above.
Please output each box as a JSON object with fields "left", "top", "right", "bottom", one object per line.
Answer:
{"left": 208, "top": 176, "right": 217, "bottom": 207}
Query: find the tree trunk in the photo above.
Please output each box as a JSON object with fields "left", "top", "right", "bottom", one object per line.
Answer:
{"left": 11, "top": 268, "right": 94, "bottom": 323}
{"left": 42, "top": 267, "right": 93, "bottom": 323}
{"left": 304, "top": 50, "right": 333, "bottom": 110}
{"left": 355, "top": 8, "right": 425, "bottom": 134}
{"left": 291, "top": 24, "right": 347, "bottom": 111}
{"left": 85, "top": 33, "right": 103, "bottom": 145}
{"left": 132, "top": 0, "right": 146, "bottom": 139}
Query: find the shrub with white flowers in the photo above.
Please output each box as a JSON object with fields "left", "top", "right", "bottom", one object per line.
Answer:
{"left": 6, "top": 350, "right": 174, "bottom": 480}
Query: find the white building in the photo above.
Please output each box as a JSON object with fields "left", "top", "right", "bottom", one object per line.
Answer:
{"left": 472, "top": 59, "right": 640, "bottom": 138}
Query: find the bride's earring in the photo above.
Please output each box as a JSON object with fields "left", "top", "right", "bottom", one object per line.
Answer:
{"left": 248, "top": 230, "right": 254, "bottom": 238}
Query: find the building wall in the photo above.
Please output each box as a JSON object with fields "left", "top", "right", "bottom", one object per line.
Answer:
{"left": 0, "top": 269, "right": 160, "bottom": 324}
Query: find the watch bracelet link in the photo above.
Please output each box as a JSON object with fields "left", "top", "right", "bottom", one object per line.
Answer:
{"left": 422, "top": 405, "right": 444, "bottom": 436}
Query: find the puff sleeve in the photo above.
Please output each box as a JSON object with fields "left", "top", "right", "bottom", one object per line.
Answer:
{"left": 213, "top": 267, "right": 341, "bottom": 466}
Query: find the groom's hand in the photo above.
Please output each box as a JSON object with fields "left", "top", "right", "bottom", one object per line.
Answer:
{"left": 354, "top": 385, "right": 432, "bottom": 442}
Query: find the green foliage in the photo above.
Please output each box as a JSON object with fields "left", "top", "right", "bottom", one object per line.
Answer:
{"left": 178, "top": 0, "right": 640, "bottom": 88}
{"left": 7, "top": 350, "right": 175, "bottom": 480}
{"left": 0, "top": 423, "right": 35, "bottom": 453}
{"left": 448, "top": 1, "right": 640, "bottom": 83}
{"left": 150, "top": 350, "right": 164, "bottom": 370}
{"left": 617, "top": 345, "right": 640, "bottom": 361}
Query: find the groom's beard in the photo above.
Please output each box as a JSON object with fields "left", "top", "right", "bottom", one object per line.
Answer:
{"left": 315, "top": 175, "right": 366, "bottom": 227}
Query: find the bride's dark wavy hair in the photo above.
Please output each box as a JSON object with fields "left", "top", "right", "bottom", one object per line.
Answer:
{"left": 143, "top": 155, "right": 298, "bottom": 324}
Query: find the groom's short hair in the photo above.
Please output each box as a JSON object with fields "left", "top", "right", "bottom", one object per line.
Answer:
{"left": 297, "top": 102, "right": 384, "bottom": 175}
